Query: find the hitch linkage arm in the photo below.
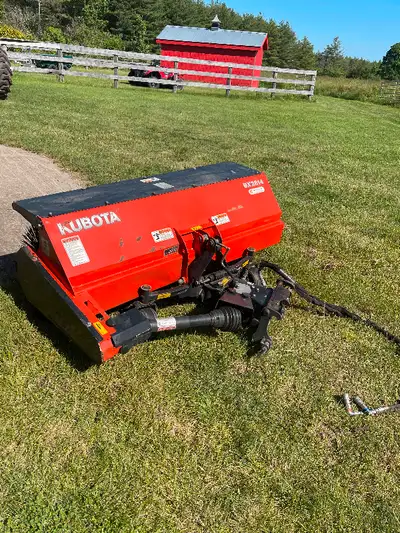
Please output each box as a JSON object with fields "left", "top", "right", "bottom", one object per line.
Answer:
{"left": 251, "top": 279, "right": 292, "bottom": 355}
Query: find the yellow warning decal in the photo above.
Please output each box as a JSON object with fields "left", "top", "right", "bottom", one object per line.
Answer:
{"left": 157, "top": 292, "right": 172, "bottom": 300}
{"left": 93, "top": 321, "right": 108, "bottom": 336}
{"left": 191, "top": 225, "right": 202, "bottom": 231}
{"left": 242, "top": 260, "right": 249, "bottom": 267}
{"left": 220, "top": 277, "right": 230, "bottom": 286}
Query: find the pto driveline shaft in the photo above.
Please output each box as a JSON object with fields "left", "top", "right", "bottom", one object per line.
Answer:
{"left": 151, "top": 307, "right": 242, "bottom": 333}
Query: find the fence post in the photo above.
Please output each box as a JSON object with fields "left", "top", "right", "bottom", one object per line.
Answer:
{"left": 226, "top": 66, "right": 232, "bottom": 97}
{"left": 309, "top": 73, "right": 316, "bottom": 100}
{"left": 113, "top": 54, "right": 119, "bottom": 89}
{"left": 271, "top": 70, "right": 277, "bottom": 98}
{"left": 57, "top": 48, "right": 64, "bottom": 82}
{"left": 173, "top": 60, "right": 178, "bottom": 93}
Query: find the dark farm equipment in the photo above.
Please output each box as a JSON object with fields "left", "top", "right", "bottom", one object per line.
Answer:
{"left": 13, "top": 162, "right": 292, "bottom": 362}
{"left": 128, "top": 61, "right": 183, "bottom": 90}
{"left": 31, "top": 53, "right": 73, "bottom": 71}
{"left": 0, "top": 44, "right": 12, "bottom": 100}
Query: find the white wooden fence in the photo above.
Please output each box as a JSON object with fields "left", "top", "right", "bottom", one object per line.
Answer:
{"left": 380, "top": 80, "right": 400, "bottom": 105}
{"left": 1, "top": 40, "right": 317, "bottom": 99}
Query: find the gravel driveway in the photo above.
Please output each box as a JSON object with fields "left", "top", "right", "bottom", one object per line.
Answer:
{"left": 0, "top": 145, "right": 82, "bottom": 280}
{"left": 0, "top": 145, "right": 82, "bottom": 256}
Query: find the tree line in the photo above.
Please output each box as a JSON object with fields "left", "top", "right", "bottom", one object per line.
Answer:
{"left": 1, "top": 0, "right": 398, "bottom": 79}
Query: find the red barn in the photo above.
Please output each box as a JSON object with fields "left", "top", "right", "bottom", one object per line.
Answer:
{"left": 156, "top": 16, "right": 268, "bottom": 88}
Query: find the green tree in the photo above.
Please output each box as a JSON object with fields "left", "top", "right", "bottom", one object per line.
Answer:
{"left": 317, "top": 36, "right": 345, "bottom": 77}
{"left": 115, "top": 11, "right": 148, "bottom": 52}
{"left": 83, "top": 0, "right": 109, "bottom": 29}
{"left": 239, "top": 12, "right": 269, "bottom": 33}
{"left": 107, "top": 0, "right": 161, "bottom": 50}
{"left": 262, "top": 19, "right": 280, "bottom": 66}
{"left": 346, "top": 57, "right": 380, "bottom": 79}
{"left": 278, "top": 21, "right": 298, "bottom": 67}
{"left": 295, "top": 36, "right": 315, "bottom": 69}
{"left": 379, "top": 43, "right": 400, "bottom": 80}
{"left": 5, "top": 0, "right": 380, "bottom": 79}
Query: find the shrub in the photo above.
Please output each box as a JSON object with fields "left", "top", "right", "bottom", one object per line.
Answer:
{"left": 0, "top": 23, "right": 29, "bottom": 40}
{"left": 67, "top": 24, "right": 124, "bottom": 50}
{"left": 43, "top": 26, "right": 67, "bottom": 44}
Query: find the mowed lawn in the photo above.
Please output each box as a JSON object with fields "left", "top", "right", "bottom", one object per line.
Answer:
{"left": 1, "top": 73, "right": 400, "bottom": 532}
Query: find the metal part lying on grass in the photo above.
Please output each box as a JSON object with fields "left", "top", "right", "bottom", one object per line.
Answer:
{"left": 343, "top": 394, "right": 400, "bottom": 416}
{"left": 343, "top": 393, "right": 363, "bottom": 416}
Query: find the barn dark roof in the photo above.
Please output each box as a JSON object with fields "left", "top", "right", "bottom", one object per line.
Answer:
{"left": 157, "top": 25, "right": 268, "bottom": 48}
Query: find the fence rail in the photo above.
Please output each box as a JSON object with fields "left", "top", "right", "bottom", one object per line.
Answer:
{"left": 380, "top": 80, "right": 400, "bottom": 104}
{"left": 1, "top": 40, "right": 317, "bottom": 98}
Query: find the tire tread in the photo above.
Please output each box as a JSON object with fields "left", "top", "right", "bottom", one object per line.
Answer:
{"left": 0, "top": 49, "right": 12, "bottom": 99}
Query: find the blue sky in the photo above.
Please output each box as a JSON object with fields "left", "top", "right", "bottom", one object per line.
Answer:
{"left": 225, "top": 0, "right": 399, "bottom": 61}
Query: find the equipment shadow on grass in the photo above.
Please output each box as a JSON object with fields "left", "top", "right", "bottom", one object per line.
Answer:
{"left": 155, "top": 297, "right": 270, "bottom": 359}
{"left": 0, "top": 254, "right": 225, "bottom": 370}
{"left": 0, "top": 252, "right": 94, "bottom": 371}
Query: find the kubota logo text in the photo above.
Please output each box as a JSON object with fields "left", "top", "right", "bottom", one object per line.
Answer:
{"left": 57, "top": 212, "right": 121, "bottom": 235}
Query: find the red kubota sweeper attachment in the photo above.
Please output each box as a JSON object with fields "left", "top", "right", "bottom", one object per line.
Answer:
{"left": 13, "top": 162, "right": 294, "bottom": 362}
{"left": 13, "top": 161, "right": 400, "bottom": 366}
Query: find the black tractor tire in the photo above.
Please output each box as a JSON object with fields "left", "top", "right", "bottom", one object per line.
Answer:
{"left": 147, "top": 74, "right": 160, "bottom": 89}
{"left": 0, "top": 47, "right": 12, "bottom": 100}
{"left": 128, "top": 68, "right": 140, "bottom": 86}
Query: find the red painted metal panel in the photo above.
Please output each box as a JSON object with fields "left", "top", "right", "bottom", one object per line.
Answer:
{"left": 37, "top": 171, "right": 283, "bottom": 314}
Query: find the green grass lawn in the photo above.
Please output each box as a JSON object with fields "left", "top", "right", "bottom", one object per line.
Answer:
{"left": 1, "top": 73, "right": 400, "bottom": 532}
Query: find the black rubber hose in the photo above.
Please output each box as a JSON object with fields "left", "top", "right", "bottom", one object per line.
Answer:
{"left": 259, "top": 260, "right": 400, "bottom": 348}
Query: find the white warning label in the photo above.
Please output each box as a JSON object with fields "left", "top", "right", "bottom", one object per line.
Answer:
{"left": 248, "top": 186, "right": 265, "bottom": 195}
{"left": 156, "top": 317, "right": 177, "bottom": 331}
{"left": 151, "top": 227, "right": 175, "bottom": 243}
{"left": 211, "top": 213, "right": 230, "bottom": 226}
{"left": 141, "top": 177, "right": 160, "bottom": 183}
{"left": 154, "top": 181, "right": 174, "bottom": 189}
{"left": 61, "top": 235, "right": 90, "bottom": 267}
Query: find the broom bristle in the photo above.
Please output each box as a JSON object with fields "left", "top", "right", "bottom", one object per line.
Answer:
{"left": 23, "top": 225, "right": 39, "bottom": 250}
